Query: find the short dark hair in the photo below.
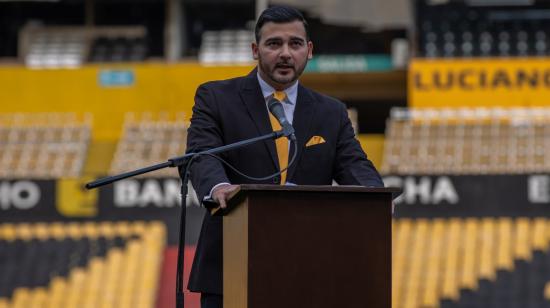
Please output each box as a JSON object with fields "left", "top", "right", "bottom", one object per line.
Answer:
{"left": 254, "top": 6, "right": 309, "bottom": 43}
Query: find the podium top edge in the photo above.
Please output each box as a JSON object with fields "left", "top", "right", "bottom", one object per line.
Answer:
{"left": 238, "top": 184, "right": 400, "bottom": 194}
{"left": 209, "top": 185, "right": 402, "bottom": 216}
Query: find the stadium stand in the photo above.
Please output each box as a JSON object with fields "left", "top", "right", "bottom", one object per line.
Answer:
{"left": 109, "top": 112, "right": 187, "bottom": 177}
{"left": 0, "top": 221, "right": 165, "bottom": 308}
{"left": 108, "top": 109, "right": 357, "bottom": 177}
{"left": 382, "top": 107, "right": 550, "bottom": 175}
{"left": 24, "top": 31, "right": 86, "bottom": 69}
{"left": 198, "top": 30, "right": 255, "bottom": 65}
{"left": 392, "top": 218, "right": 550, "bottom": 308}
{"left": 0, "top": 113, "right": 92, "bottom": 178}
{"left": 386, "top": 106, "right": 550, "bottom": 307}
{"left": 89, "top": 36, "right": 148, "bottom": 63}
{"left": 19, "top": 25, "right": 148, "bottom": 68}
{"left": 416, "top": 1, "right": 550, "bottom": 58}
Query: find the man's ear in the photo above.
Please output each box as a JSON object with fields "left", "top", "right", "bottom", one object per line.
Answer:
{"left": 251, "top": 42, "right": 259, "bottom": 60}
{"left": 307, "top": 41, "right": 313, "bottom": 60}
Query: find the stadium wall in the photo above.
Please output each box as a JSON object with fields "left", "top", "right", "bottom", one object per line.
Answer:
{"left": 0, "top": 63, "right": 253, "bottom": 141}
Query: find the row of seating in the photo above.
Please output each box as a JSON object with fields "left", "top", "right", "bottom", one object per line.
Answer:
{"left": 89, "top": 37, "right": 148, "bottom": 63}
{"left": 20, "top": 25, "right": 148, "bottom": 69}
{"left": 0, "top": 110, "right": 362, "bottom": 178}
{"left": 382, "top": 107, "right": 550, "bottom": 174}
{"left": 24, "top": 31, "right": 86, "bottom": 69}
{"left": 109, "top": 112, "right": 188, "bottom": 177}
{"left": 416, "top": 2, "right": 550, "bottom": 58}
{"left": 109, "top": 109, "right": 362, "bottom": 176}
{"left": 0, "top": 113, "right": 91, "bottom": 178}
{"left": 198, "top": 30, "right": 255, "bottom": 65}
{"left": 0, "top": 221, "right": 165, "bottom": 308}
{"left": 393, "top": 217, "right": 550, "bottom": 308}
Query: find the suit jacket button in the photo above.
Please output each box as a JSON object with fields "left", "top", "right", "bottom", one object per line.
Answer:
{"left": 273, "top": 176, "right": 280, "bottom": 184}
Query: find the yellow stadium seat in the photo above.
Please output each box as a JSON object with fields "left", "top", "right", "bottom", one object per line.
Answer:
{"left": 532, "top": 218, "right": 548, "bottom": 251}
{"left": 544, "top": 282, "right": 550, "bottom": 300}
{"left": 99, "top": 222, "right": 116, "bottom": 238}
{"left": 28, "top": 287, "right": 47, "bottom": 308}
{"left": 0, "top": 223, "right": 16, "bottom": 240}
{"left": 99, "top": 301, "right": 115, "bottom": 308}
{"left": 15, "top": 223, "right": 33, "bottom": 241}
{"left": 496, "top": 218, "right": 514, "bottom": 271}
{"left": 130, "top": 221, "right": 146, "bottom": 236}
{"left": 478, "top": 218, "right": 496, "bottom": 281}
{"left": 402, "top": 219, "right": 429, "bottom": 308}
{"left": 514, "top": 218, "right": 532, "bottom": 261}
{"left": 441, "top": 218, "right": 462, "bottom": 301}
{"left": 11, "top": 287, "right": 31, "bottom": 308}
{"left": 82, "top": 222, "right": 99, "bottom": 239}
{"left": 66, "top": 223, "right": 83, "bottom": 239}
{"left": 421, "top": 219, "right": 445, "bottom": 307}
{"left": 460, "top": 218, "right": 480, "bottom": 291}
{"left": 69, "top": 268, "right": 86, "bottom": 286}
{"left": 33, "top": 223, "right": 50, "bottom": 240}
{"left": 114, "top": 221, "right": 132, "bottom": 237}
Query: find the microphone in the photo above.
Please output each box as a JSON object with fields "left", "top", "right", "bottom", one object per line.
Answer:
{"left": 267, "top": 97, "right": 296, "bottom": 141}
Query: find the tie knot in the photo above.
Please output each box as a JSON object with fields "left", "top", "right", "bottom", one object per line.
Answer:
{"left": 273, "top": 91, "right": 287, "bottom": 102}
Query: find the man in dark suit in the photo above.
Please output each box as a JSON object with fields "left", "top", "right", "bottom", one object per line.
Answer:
{"left": 185, "top": 5, "right": 384, "bottom": 308}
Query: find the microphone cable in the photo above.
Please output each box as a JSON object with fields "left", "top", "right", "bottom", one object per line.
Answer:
{"left": 181, "top": 137, "right": 298, "bottom": 183}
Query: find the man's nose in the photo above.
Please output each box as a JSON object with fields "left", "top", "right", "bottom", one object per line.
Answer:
{"left": 279, "top": 44, "right": 291, "bottom": 59}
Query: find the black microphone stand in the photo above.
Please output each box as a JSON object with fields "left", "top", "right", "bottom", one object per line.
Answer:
{"left": 85, "top": 129, "right": 288, "bottom": 308}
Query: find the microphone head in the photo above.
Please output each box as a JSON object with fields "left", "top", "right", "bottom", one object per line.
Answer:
{"left": 267, "top": 97, "right": 282, "bottom": 111}
{"left": 267, "top": 97, "right": 295, "bottom": 140}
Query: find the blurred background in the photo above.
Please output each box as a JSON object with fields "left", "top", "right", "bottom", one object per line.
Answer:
{"left": 2, "top": 0, "right": 550, "bottom": 307}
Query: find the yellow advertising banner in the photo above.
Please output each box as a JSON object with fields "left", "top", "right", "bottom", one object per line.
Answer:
{"left": 409, "top": 58, "right": 550, "bottom": 108}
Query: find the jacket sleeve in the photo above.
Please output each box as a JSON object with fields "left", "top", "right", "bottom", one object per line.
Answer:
{"left": 183, "top": 84, "right": 230, "bottom": 202}
{"left": 332, "top": 103, "right": 384, "bottom": 187}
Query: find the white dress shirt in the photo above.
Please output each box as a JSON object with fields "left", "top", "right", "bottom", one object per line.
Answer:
{"left": 257, "top": 72, "right": 298, "bottom": 124}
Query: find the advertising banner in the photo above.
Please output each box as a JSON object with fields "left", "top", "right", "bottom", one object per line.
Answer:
{"left": 384, "top": 175, "right": 550, "bottom": 218}
{"left": 409, "top": 58, "right": 550, "bottom": 108}
{"left": 0, "top": 178, "right": 203, "bottom": 244}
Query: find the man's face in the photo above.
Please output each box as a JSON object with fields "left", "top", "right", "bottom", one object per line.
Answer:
{"left": 252, "top": 20, "right": 313, "bottom": 90}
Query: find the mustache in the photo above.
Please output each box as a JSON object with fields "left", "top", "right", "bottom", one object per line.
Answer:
{"left": 275, "top": 62, "right": 294, "bottom": 69}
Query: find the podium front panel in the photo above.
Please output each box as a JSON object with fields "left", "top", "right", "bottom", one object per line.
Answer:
{"left": 224, "top": 187, "right": 392, "bottom": 308}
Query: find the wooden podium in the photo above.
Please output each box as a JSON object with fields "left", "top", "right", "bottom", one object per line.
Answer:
{"left": 219, "top": 184, "right": 397, "bottom": 308}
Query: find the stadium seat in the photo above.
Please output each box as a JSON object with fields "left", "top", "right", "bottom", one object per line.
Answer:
{"left": 0, "top": 113, "right": 91, "bottom": 178}
{"left": 198, "top": 30, "right": 254, "bottom": 65}
{"left": 110, "top": 112, "right": 187, "bottom": 177}
{"left": 392, "top": 217, "right": 550, "bottom": 308}
{"left": 383, "top": 107, "right": 550, "bottom": 174}
{"left": 0, "top": 221, "right": 166, "bottom": 308}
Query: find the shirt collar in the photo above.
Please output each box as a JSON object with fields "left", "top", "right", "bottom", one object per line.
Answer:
{"left": 257, "top": 72, "right": 298, "bottom": 105}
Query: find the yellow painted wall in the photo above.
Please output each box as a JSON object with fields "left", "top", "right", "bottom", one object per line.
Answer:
{"left": 0, "top": 63, "right": 253, "bottom": 141}
{"left": 357, "top": 134, "right": 385, "bottom": 169}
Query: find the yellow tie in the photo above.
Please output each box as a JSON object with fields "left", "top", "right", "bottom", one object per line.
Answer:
{"left": 269, "top": 91, "right": 288, "bottom": 185}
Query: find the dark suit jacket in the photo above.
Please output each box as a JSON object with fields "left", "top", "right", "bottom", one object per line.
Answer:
{"left": 185, "top": 69, "right": 384, "bottom": 294}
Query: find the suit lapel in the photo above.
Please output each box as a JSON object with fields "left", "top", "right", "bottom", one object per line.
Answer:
{"left": 288, "top": 84, "right": 315, "bottom": 181}
{"left": 239, "top": 70, "right": 279, "bottom": 170}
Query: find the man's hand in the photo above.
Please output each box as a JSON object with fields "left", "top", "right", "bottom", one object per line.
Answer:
{"left": 212, "top": 184, "right": 240, "bottom": 209}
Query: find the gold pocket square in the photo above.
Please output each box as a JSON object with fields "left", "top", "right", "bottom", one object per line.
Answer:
{"left": 306, "top": 136, "right": 326, "bottom": 147}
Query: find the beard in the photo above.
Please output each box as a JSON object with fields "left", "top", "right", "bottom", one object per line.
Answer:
{"left": 258, "top": 55, "right": 308, "bottom": 87}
